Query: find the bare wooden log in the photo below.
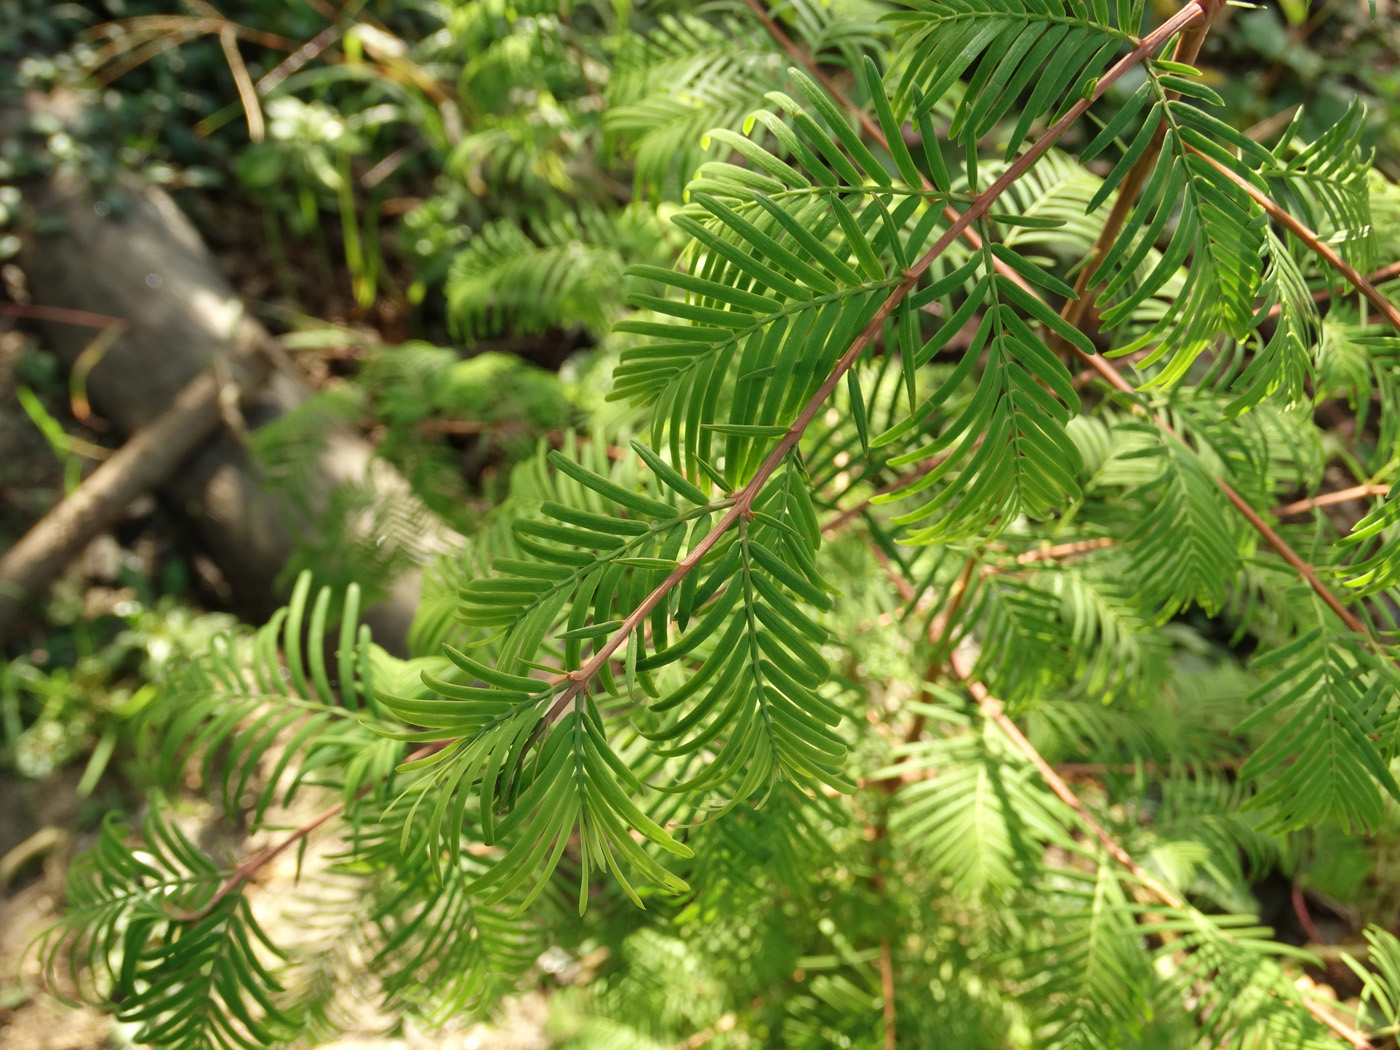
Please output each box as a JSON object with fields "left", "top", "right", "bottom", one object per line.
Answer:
{"left": 0, "top": 367, "right": 264, "bottom": 637}
{"left": 9, "top": 167, "right": 463, "bottom": 652}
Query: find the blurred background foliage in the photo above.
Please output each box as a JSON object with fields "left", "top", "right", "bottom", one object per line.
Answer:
{"left": 1, "top": 0, "right": 1400, "bottom": 1047}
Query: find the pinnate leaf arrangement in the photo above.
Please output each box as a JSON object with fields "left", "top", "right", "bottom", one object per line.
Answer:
{"left": 37, "top": 1, "right": 1400, "bottom": 1047}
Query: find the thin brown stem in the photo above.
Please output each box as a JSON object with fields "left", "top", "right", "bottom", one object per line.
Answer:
{"left": 164, "top": 797, "right": 346, "bottom": 922}
{"left": 951, "top": 650, "right": 1186, "bottom": 906}
{"left": 821, "top": 459, "right": 940, "bottom": 535}
{"left": 1016, "top": 537, "right": 1114, "bottom": 564}
{"left": 1293, "top": 881, "right": 1329, "bottom": 946}
{"left": 0, "top": 302, "right": 132, "bottom": 331}
{"left": 1371, "top": 260, "right": 1400, "bottom": 286}
{"left": 863, "top": 544, "right": 1370, "bottom": 1046}
{"left": 219, "top": 25, "right": 264, "bottom": 142}
{"left": 883, "top": 550, "right": 982, "bottom": 764}
{"left": 670, "top": 1013, "right": 738, "bottom": 1050}
{"left": 257, "top": 23, "right": 344, "bottom": 95}
{"left": 821, "top": 440, "right": 986, "bottom": 536}
{"left": 1221, "top": 480, "right": 1372, "bottom": 638}
{"left": 742, "top": 0, "right": 1065, "bottom": 302}
{"left": 1274, "top": 484, "right": 1392, "bottom": 517}
{"left": 1055, "top": 757, "right": 1242, "bottom": 776}
{"left": 879, "top": 937, "right": 897, "bottom": 1050}
{"left": 754, "top": 0, "right": 1377, "bottom": 650}
{"left": 974, "top": 537, "right": 1114, "bottom": 579}
{"left": 1264, "top": 260, "right": 1400, "bottom": 321}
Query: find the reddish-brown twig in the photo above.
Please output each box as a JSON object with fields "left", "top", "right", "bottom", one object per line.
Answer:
{"left": 860, "top": 536, "right": 1372, "bottom": 1047}
{"left": 951, "top": 649, "right": 1186, "bottom": 905}
{"left": 1054, "top": 0, "right": 1221, "bottom": 353}
{"left": 1293, "top": 881, "right": 1330, "bottom": 947}
{"left": 0, "top": 302, "right": 132, "bottom": 331}
{"left": 879, "top": 937, "right": 897, "bottom": 1050}
{"left": 1274, "top": 485, "right": 1392, "bottom": 517}
{"left": 878, "top": 534, "right": 1373, "bottom": 1047}
{"left": 740, "top": 0, "right": 1064, "bottom": 303}
{"left": 976, "top": 537, "right": 1117, "bottom": 575}
{"left": 1264, "top": 260, "right": 1400, "bottom": 322}
{"left": 951, "top": 652, "right": 1373, "bottom": 1049}
{"left": 821, "top": 461, "right": 939, "bottom": 536}
{"left": 163, "top": 795, "right": 347, "bottom": 922}
{"left": 1055, "top": 758, "right": 1243, "bottom": 776}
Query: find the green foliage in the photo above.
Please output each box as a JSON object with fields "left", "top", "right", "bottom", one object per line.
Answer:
{"left": 1, "top": 593, "right": 235, "bottom": 791}
{"left": 35, "top": 1, "right": 1400, "bottom": 1049}
{"left": 38, "top": 803, "right": 302, "bottom": 1050}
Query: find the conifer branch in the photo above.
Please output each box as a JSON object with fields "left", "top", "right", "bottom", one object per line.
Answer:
{"left": 749, "top": 0, "right": 1372, "bottom": 640}
{"left": 737, "top": 0, "right": 1188, "bottom": 303}
{"left": 1072, "top": 333, "right": 1376, "bottom": 639}
{"left": 865, "top": 546, "right": 1373, "bottom": 1046}
{"left": 1264, "top": 260, "right": 1400, "bottom": 321}
{"left": 47, "top": 5, "right": 1400, "bottom": 1045}
{"left": 947, "top": 650, "right": 1376, "bottom": 1050}
{"left": 1191, "top": 149, "right": 1400, "bottom": 335}
{"left": 950, "top": 650, "right": 1186, "bottom": 907}
{"left": 163, "top": 796, "right": 348, "bottom": 923}
{"left": 543, "top": 6, "right": 1205, "bottom": 725}
{"left": 1054, "top": 2, "right": 1221, "bottom": 350}
{"left": 821, "top": 458, "right": 943, "bottom": 536}
{"left": 987, "top": 537, "right": 1117, "bottom": 572}
{"left": 1217, "top": 474, "right": 1373, "bottom": 638}
{"left": 164, "top": 741, "right": 447, "bottom": 923}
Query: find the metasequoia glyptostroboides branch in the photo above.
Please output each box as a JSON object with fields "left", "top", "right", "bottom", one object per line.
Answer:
{"left": 744, "top": 0, "right": 1389, "bottom": 646}
{"left": 1190, "top": 148, "right": 1400, "bottom": 335}
{"left": 951, "top": 652, "right": 1376, "bottom": 1050}
{"left": 865, "top": 536, "right": 1375, "bottom": 1050}
{"left": 531, "top": 0, "right": 1213, "bottom": 732}
{"left": 164, "top": 739, "right": 450, "bottom": 923}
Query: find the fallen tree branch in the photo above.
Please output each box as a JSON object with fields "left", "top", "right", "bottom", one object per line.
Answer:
{"left": 0, "top": 360, "right": 266, "bottom": 639}
{"left": 13, "top": 164, "right": 466, "bottom": 652}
